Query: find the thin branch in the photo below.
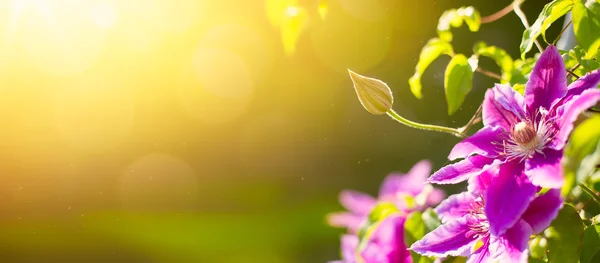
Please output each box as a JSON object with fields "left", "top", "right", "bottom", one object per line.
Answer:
{"left": 476, "top": 67, "right": 503, "bottom": 80}
{"left": 566, "top": 68, "right": 580, "bottom": 79}
{"left": 458, "top": 103, "right": 483, "bottom": 134}
{"left": 513, "top": 0, "right": 544, "bottom": 52}
{"left": 553, "top": 20, "right": 573, "bottom": 45}
{"left": 481, "top": 2, "right": 516, "bottom": 24}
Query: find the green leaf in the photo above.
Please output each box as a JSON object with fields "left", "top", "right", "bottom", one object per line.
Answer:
{"left": 562, "top": 116, "right": 600, "bottom": 196}
{"left": 529, "top": 235, "right": 548, "bottom": 261}
{"left": 437, "top": 6, "right": 481, "bottom": 42}
{"left": 572, "top": 46, "right": 600, "bottom": 70}
{"left": 404, "top": 211, "right": 434, "bottom": 263}
{"left": 473, "top": 42, "right": 514, "bottom": 82}
{"left": 581, "top": 224, "right": 600, "bottom": 263}
{"left": 529, "top": 258, "right": 546, "bottom": 263}
{"left": 444, "top": 54, "right": 475, "bottom": 115}
{"left": 409, "top": 38, "right": 453, "bottom": 99}
{"left": 546, "top": 204, "right": 584, "bottom": 263}
{"left": 520, "top": 0, "right": 574, "bottom": 59}
{"left": 572, "top": 1, "right": 600, "bottom": 59}
{"left": 421, "top": 208, "right": 441, "bottom": 232}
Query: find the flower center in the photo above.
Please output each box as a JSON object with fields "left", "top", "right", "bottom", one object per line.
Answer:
{"left": 466, "top": 196, "right": 489, "bottom": 239}
{"left": 502, "top": 116, "right": 555, "bottom": 161}
{"left": 512, "top": 121, "right": 539, "bottom": 147}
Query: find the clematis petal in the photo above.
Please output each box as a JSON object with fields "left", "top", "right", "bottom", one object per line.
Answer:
{"left": 339, "top": 190, "right": 377, "bottom": 215}
{"left": 483, "top": 84, "right": 525, "bottom": 129}
{"left": 434, "top": 192, "right": 478, "bottom": 223}
{"left": 410, "top": 218, "right": 478, "bottom": 257}
{"left": 524, "top": 45, "right": 567, "bottom": 112}
{"left": 427, "top": 188, "right": 446, "bottom": 207}
{"left": 467, "top": 242, "right": 492, "bottom": 263}
{"left": 551, "top": 84, "right": 600, "bottom": 150}
{"left": 428, "top": 155, "right": 497, "bottom": 185}
{"left": 521, "top": 189, "right": 563, "bottom": 234}
{"left": 489, "top": 220, "right": 532, "bottom": 263}
{"left": 485, "top": 161, "right": 537, "bottom": 236}
{"left": 340, "top": 234, "right": 359, "bottom": 262}
{"left": 361, "top": 215, "right": 409, "bottom": 263}
{"left": 467, "top": 165, "right": 497, "bottom": 193}
{"left": 327, "top": 212, "right": 365, "bottom": 233}
{"left": 525, "top": 149, "right": 564, "bottom": 189}
{"left": 448, "top": 126, "right": 503, "bottom": 160}
{"left": 379, "top": 160, "right": 432, "bottom": 198}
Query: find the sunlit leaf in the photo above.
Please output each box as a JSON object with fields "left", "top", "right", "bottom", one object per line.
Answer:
{"left": 562, "top": 116, "right": 600, "bottom": 196}
{"left": 572, "top": 1, "right": 600, "bottom": 59}
{"left": 437, "top": 6, "right": 481, "bottom": 42}
{"left": 318, "top": 0, "right": 328, "bottom": 21}
{"left": 510, "top": 57, "right": 536, "bottom": 93}
{"left": 546, "top": 204, "right": 584, "bottom": 263}
{"left": 409, "top": 38, "right": 453, "bottom": 99}
{"left": 581, "top": 224, "right": 600, "bottom": 263}
{"left": 473, "top": 42, "right": 514, "bottom": 82}
{"left": 529, "top": 235, "right": 548, "bottom": 261}
{"left": 421, "top": 208, "right": 441, "bottom": 232}
{"left": 444, "top": 54, "right": 475, "bottom": 115}
{"left": 404, "top": 211, "right": 435, "bottom": 263}
{"left": 520, "top": 0, "right": 574, "bottom": 59}
{"left": 280, "top": 5, "right": 308, "bottom": 56}
{"left": 572, "top": 46, "right": 600, "bottom": 70}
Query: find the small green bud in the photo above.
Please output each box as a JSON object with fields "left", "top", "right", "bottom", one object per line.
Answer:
{"left": 348, "top": 69, "right": 394, "bottom": 115}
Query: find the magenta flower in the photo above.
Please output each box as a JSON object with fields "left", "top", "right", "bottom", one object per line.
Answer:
{"left": 328, "top": 160, "right": 444, "bottom": 233}
{"left": 428, "top": 45, "right": 600, "bottom": 235}
{"left": 328, "top": 160, "right": 445, "bottom": 263}
{"left": 331, "top": 215, "right": 409, "bottom": 263}
{"left": 411, "top": 168, "right": 563, "bottom": 263}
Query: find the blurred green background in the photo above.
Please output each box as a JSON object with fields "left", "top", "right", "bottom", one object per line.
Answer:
{"left": 0, "top": 0, "right": 559, "bottom": 262}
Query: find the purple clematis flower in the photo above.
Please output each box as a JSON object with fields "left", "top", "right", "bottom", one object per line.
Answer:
{"left": 428, "top": 45, "right": 600, "bottom": 236}
{"left": 328, "top": 160, "right": 445, "bottom": 263}
{"left": 331, "top": 215, "right": 409, "bottom": 263}
{"left": 329, "top": 160, "right": 444, "bottom": 233}
{"left": 411, "top": 169, "right": 563, "bottom": 263}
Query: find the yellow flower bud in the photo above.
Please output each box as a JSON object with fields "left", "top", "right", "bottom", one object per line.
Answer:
{"left": 348, "top": 69, "right": 394, "bottom": 115}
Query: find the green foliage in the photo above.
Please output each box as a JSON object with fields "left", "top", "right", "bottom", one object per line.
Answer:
{"left": 571, "top": 46, "right": 600, "bottom": 71}
{"left": 520, "top": 0, "right": 574, "bottom": 59}
{"left": 572, "top": 0, "right": 600, "bottom": 59}
{"left": 404, "top": 211, "right": 439, "bottom": 263}
{"left": 409, "top": 38, "right": 454, "bottom": 99}
{"left": 562, "top": 116, "right": 600, "bottom": 196}
{"left": 546, "top": 204, "right": 585, "bottom": 263}
{"left": 473, "top": 42, "right": 514, "bottom": 82}
{"left": 437, "top": 6, "right": 481, "bottom": 42}
{"left": 444, "top": 54, "right": 476, "bottom": 115}
{"left": 581, "top": 224, "right": 600, "bottom": 263}
{"left": 529, "top": 235, "right": 548, "bottom": 261}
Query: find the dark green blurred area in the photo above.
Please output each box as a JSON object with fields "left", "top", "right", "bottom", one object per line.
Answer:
{"left": 0, "top": 0, "right": 560, "bottom": 262}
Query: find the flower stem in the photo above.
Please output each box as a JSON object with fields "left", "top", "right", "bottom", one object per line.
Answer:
{"left": 386, "top": 109, "right": 466, "bottom": 138}
{"left": 553, "top": 20, "right": 573, "bottom": 45}
{"left": 513, "top": 0, "right": 544, "bottom": 52}
{"left": 578, "top": 182, "right": 600, "bottom": 206}
{"left": 458, "top": 104, "right": 483, "bottom": 134}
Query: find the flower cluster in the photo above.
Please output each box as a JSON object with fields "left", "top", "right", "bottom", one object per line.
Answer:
{"left": 328, "top": 160, "right": 444, "bottom": 263}
{"left": 415, "top": 46, "right": 600, "bottom": 262}
{"left": 330, "top": 45, "right": 600, "bottom": 263}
